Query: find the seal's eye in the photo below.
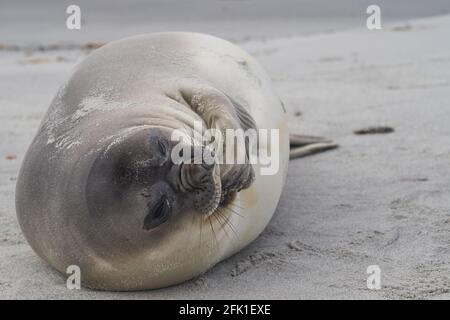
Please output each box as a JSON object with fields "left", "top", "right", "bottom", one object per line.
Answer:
{"left": 148, "top": 135, "right": 170, "bottom": 167}
{"left": 143, "top": 196, "right": 172, "bottom": 230}
{"left": 157, "top": 139, "right": 167, "bottom": 155}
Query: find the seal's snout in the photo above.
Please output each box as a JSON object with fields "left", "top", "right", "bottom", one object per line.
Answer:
{"left": 179, "top": 161, "right": 221, "bottom": 216}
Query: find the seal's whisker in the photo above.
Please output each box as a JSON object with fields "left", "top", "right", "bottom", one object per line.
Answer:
{"left": 199, "top": 213, "right": 204, "bottom": 249}
{"left": 190, "top": 209, "right": 198, "bottom": 246}
{"left": 217, "top": 208, "right": 238, "bottom": 238}
{"left": 228, "top": 202, "right": 247, "bottom": 211}
{"left": 229, "top": 201, "right": 245, "bottom": 208}
{"left": 213, "top": 211, "right": 233, "bottom": 241}
{"left": 235, "top": 198, "right": 250, "bottom": 205}
{"left": 222, "top": 215, "right": 238, "bottom": 240}
{"left": 219, "top": 208, "right": 239, "bottom": 239}
{"left": 215, "top": 209, "right": 234, "bottom": 239}
{"left": 225, "top": 205, "right": 244, "bottom": 218}
{"left": 208, "top": 215, "right": 219, "bottom": 248}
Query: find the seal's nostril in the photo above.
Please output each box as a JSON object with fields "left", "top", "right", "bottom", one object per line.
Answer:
{"left": 202, "top": 161, "right": 215, "bottom": 170}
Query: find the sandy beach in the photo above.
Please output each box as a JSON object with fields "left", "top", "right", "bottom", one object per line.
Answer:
{"left": 1, "top": 2, "right": 450, "bottom": 299}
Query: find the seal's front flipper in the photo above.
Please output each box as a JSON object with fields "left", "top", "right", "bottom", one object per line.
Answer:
{"left": 226, "top": 95, "right": 257, "bottom": 132}
{"left": 178, "top": 85, "right": 241, "bottom": 132}
{"left": 289, "top": 134, "right": 338, "bottom": 159}
{"left": 178, "top": 84, "right": 257, "bottom": 161}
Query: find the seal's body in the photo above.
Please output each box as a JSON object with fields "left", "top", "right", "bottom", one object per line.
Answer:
{"left": 16, "top": 33, "right": 289, "bottom": 290}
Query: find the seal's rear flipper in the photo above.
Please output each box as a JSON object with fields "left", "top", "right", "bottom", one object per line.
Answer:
{"left": 289, "top": 134, "right": 338, "bottom": 159}
{"left": 289, "top": 133, "right": 332, "bottom": 147}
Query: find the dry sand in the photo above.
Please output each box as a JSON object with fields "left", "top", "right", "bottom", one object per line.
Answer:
{"left": 1, "top": 13, "right": 450, "bottom": 299}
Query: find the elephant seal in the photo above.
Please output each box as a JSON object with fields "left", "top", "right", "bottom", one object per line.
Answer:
{"left": 16, "top": 32, "right": 334, "bottom": 291}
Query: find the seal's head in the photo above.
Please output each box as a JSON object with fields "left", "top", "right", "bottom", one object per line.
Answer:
{"left": 78, "top": 126, "right": 255, "bottom": 288}
{"left": 87, "top": 127, "right": 254, "bottom": 232}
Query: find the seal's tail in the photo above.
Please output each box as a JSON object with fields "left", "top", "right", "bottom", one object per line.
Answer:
{"left": 289, "top": 134, "right": 338, "bottom": 159}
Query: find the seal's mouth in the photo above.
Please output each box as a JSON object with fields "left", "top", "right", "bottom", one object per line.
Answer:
{"left": 201, "top": 163, "right": 255, "bottom": 217}
{"left": 174, "top": 144, "right": 255, "bottom": 217}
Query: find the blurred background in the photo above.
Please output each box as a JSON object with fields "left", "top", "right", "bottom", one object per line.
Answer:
{"left": 1, "top": 0, "right": 450, "bottom": 45}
